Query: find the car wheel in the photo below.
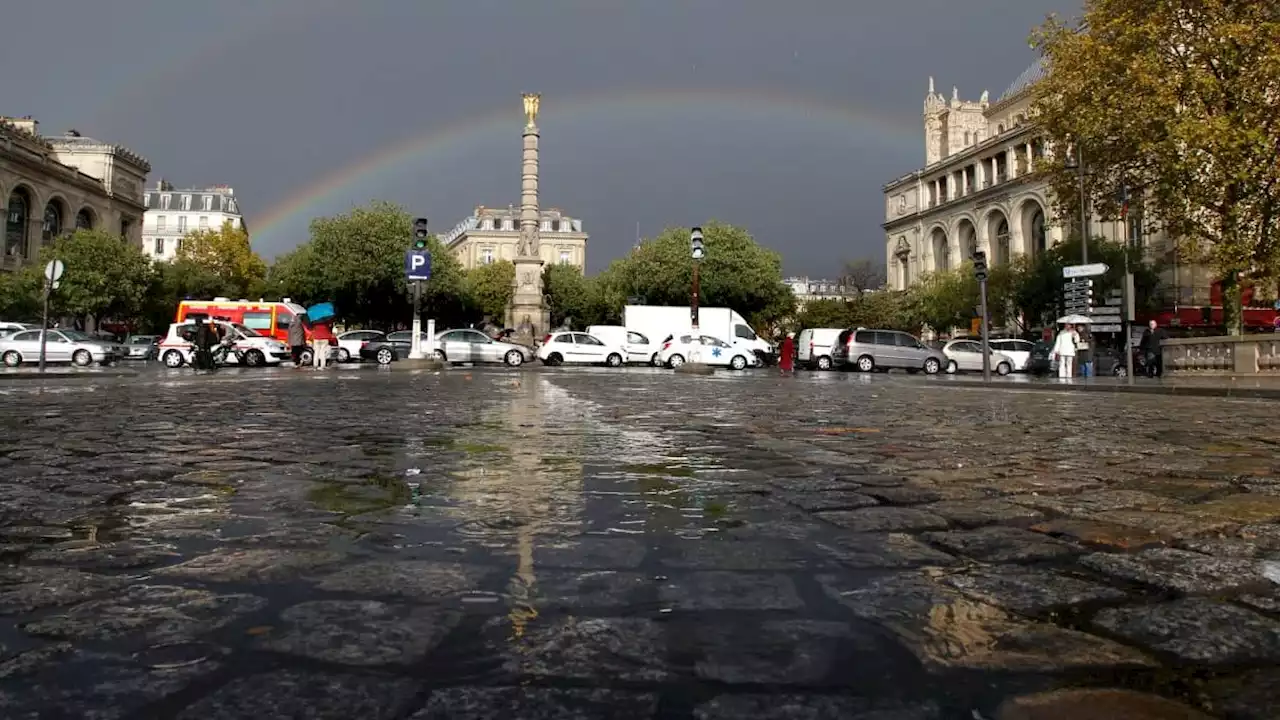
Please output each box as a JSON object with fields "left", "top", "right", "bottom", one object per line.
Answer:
{"left": 667, "top": 354, "right": 685, "bottom": 368}
{"left": 299, "top": 349, "right": 313, "bottom": 365}
{"left": 163, "top": 350, "right": 185, "bottom": 368}
{"left": 856, "top": 355, "right": 875, "bottom": 373}
{"left": 338, "top": 348, "right": 351, "bottom": 362}
{"left": 2, "top": 350, "right": 21, "bottom": 368}
{"left": 730, "top": 354, "right": 747, "bottom": 370}
{"left": 605, "top": 352, "right": 623, "bottom": 367}
{"left": 432, "top": 349, "right": 447, "bottom": 362}
{"left": 945, "top": 359, "right": 958, "bottom": 374}
{"left": 72, "top": 349, "right": 93, "bottom": 367}
{"left": 243, "top": 350, "right": 265, "bottom": 367}
{"left": 996, "top": 362, "right": 1012, "bottom": 376}
{"left": 505, "top": 349, "right": 525, "bottom": 367}
{"left": 1113, "top": 365, "right": 1127, "bottom": 377}
{"left": 650, "top": 353, "right": 661, "bottom": 367}
{"left": 923, "top": 357, "right": 941, "bottom": 375}
{"left": 816, "top": 356, "right": 832, "bottom": 370}
{"left": 375, "top": 347, "right": 394, "bottom": 365}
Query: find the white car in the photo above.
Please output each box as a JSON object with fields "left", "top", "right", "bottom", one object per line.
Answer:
{"left": 0, "top": 328, "right": 123, "bottom": 367}
{"left": 156, "top": 321, "right": 291, "bottom": 368}
{"left": 586, "top": 325, "right": 662, "bottom": 365}
{"left": 941, "top": 338, "right": 1015, "bottom": 376}
{"left": 537, "top": 331, "right": 627, "bottom": 367}
{"left": 335, "top": 330, "right": 384, "bottom": 362}
{"left": 989, "top": 338, "right": 1035, "bottom": 372}
{"left": 0, "top": 322, "right": 35, "bottom": 338}
{"left": 659, "top": 334, "right": 757, "bottom": 370}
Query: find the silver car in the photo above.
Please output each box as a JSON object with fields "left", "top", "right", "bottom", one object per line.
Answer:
{"left": 941, "top": 339, "right": 1015, "bottom": 375}
{"left": 0, "top": 329, "right": 122, "bottom": 367}
{"left": 430, "top": 328, "right": 532, "bottom": 367}
{"left": 831, "top": 328, "right": 944, "bottom": 374}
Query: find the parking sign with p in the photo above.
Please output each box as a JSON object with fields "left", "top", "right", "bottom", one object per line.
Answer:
{"left": 405, "top": 250, "right": 432, "bottom": 281}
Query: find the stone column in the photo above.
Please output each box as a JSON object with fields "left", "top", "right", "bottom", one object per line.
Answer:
{"left": 506, "top": 93, "right": 550, "bottom": 337}
{"left": 1006, "top": 147, "right": 1017, "bottom": 180}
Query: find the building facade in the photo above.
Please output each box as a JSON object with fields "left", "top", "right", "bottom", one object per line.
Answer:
{"left": 141, "top": 181, "right": 246, "bottom": 261}
{"left": 785, "top": 276, "right": 862, "bottom": 307}
{"left": 1, "top": 117, "right": 150, "bottom": 272}
{"left": 441, "top": 205, "right": 587, "bottom": 271}
{"left": 881, "top": 61, "right": 1179, "bottom": 294}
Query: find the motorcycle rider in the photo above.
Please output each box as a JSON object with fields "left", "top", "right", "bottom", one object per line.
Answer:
{"left": 192, "top": 318, "right": 216, "bottom": 370}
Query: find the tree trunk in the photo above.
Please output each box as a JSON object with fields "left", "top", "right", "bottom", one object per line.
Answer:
{"left": 1221, "top": 271, "right": 1244, "bottom": 336}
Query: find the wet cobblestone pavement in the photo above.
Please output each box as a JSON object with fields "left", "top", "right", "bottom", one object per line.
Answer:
{"left": 1, "top": 367, "right": 1278, "bottom": 718}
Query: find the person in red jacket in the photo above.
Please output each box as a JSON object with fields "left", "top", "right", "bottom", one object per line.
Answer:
{"left": 779, "top": 333, "right": 795, "bottom": 375}
{"left": 311, "top": 317, "right": 335, "bottom": 369}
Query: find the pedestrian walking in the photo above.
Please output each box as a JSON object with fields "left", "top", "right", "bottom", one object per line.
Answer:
{"left": 1139, "top": 319, "right": 1168, "bottom": 378}
{"left": 192, "top": 318, "right": 216, "bottom": 371}
{"left": 1052, "top": 323, "right": 1079, "bottom": 379}
{"left": 311, "top": 316, "right": 335, "bottom": 369}
{"left": 287, "top": 315, "right": 307, "bottom": 368}
{"left": 779, "top": 333, "right": 795, "bottom": 375}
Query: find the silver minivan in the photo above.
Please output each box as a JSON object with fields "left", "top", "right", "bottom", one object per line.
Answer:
{"left": 796, "top": 328, "right": 842, "bottom": 370}
{"left": 831, "top": 328, "right": 944, "bottom": 374}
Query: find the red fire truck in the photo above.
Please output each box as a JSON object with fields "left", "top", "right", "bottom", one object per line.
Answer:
{"left": 174, "top": 298, "right": 308, "bottom": 343}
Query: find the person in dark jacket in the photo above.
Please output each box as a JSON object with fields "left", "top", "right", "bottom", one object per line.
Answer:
{"left": 1139, "top": 319, "right": 1167, "bottom": 377}
{"left": 192, "top": 318, "right": 216, "bottom": 370}
{"left": 287, "top": 315, "right": 307, "bottom": 367}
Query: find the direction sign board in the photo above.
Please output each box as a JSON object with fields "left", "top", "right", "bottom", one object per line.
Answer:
{"left": 405, "top": 250, "right": 432, "bottom": 281}
{"left": 1063, "top": 263, "right": 1109, "bottom": 279}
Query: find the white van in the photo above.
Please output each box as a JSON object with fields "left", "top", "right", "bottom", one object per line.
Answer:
{"left": 586, "top": 325, "right": 661, "bottom": 365}
{"left": 622, "top": 305, "right": 775, "bottom": 364}
{"left": 796, "top": 328, "right": 843, "bottom": 370}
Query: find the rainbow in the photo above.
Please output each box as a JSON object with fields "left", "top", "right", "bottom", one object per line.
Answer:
{"left": 249, "top": 87, "right": 919, "bottom": 252}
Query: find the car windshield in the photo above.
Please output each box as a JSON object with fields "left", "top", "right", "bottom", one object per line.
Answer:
{"left": 233, "top": 323, "right": 260, "bottom": 337}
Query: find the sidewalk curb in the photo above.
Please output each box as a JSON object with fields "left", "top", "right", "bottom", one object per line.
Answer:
{"left": 0, "top": 370, "right": 141, "bottom": 383}
{"left": 960, "top": 380, "right": 1280, "bottom": 400}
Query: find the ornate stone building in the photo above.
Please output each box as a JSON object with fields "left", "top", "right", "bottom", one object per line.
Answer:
{"left": 141, "top": 180, "right": 246, "bottom": 261}
{"left": 441, "top": 205, "right": 587, "bottom": 271}
{"left": 881, "top": 60, "right": 1170, "bottom": 293}
{"left": 785, "top": 276, "right": 863, "bottom": 308}
{"left": 1, "top": 117, "right": 150, "bottom": 273}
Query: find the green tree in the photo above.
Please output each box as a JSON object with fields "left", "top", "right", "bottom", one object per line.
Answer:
{"left": 1032, "top": 0, "right": 1280, "bottom": 333}
{"left": 794, "top": 299, "right": 857, "bottom": 330}
{"left": 31, "top": 230, "right": 154, "bottom": 328}
{"left": 177, "top": 220, "right": 266, "bottom": 298}
{"left": 543, "top": 264, "right": 602, "bottom": 329}
{"left": 1008, "top": 236, "right": 1162, "bottom": 330}
{"left": 0, "top": 269, "right": 41, "bottom": 321}
{"left": 463, "top": 260, "right": 514, "bottom": 321}
{"left": 905, "top": 265, "right": 981, "bottom": 335}
{"left": 601, "top": 222, "right": 795, "bottom": 330}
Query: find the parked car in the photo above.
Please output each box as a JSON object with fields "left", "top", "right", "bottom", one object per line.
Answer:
{"left": 989, "top": 338, "right": 1035, "bottom": 372}
{"left": 335, "top": 329, "right": 385, "bottom": 363}
{"left": 796, "top": 328, "right": 842, "bottom": 370}
{"left": 831, "top": 328, "right": 944, "bottom": 374}
{"left": 586, "top": 325, "right": 661, "bottom": 365}
{"left": 0, "top": 329, "right": 123, "bottom": 367}
{"left": 358, "top": 334, "right": 399, "bottom": 365}
{"left": 433, "top": 328, "right": 532, "bottom": 366}
{"left": 122, "top": 334, "right": 160, "bottom": 361}
{"left": 941, "top": 339, "right": 1015, "bottom": 376}
{"left": 0, "top": 322, "right": 35, "bottom": 338}
{"left": 658, "top": 334, "right": 757, "bottom": 370}
{"left": 156, "top": 321, "right": 291, "bottom": 368}
{"left": 537, "top": 332, "right": 627, "bottom": 367}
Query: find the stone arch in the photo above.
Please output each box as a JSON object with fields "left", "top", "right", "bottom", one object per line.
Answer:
{"left": 954, "top": 217, "right": 979, "bottom": 262}
{"left": 982, "top": 208, "right": 1012, "bottom": 266}
{"left": 1016, "top": 197, "right": 1048, "bottom": 258}
{"left": 42, "top": 194, "right": 70, "bottom": 243}
{"left": 5, "top": 184, "right": 36, "bottom": 257}
{"left": 928, "top": 226, "right": 950, "bottom": 272}
{"left": 75, "top": 206, "right": 97, "bottom": 230}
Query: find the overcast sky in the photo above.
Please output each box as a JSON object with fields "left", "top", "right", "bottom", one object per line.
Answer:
{"left": 3, "top": 0, "right": 1078, "bottom": 275}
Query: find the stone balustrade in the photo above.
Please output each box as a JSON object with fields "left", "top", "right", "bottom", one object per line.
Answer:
{"left": 1163, "top": 335, "right": 1280, "bottom": 375}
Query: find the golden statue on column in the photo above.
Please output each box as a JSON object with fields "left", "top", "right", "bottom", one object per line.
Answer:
{"left": 522, "top": 93, "right": 540, "bottom": 126}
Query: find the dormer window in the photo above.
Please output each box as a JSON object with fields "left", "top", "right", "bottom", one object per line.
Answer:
{"left": 202, "top": 195, "right": 212, "bottom": 211}
{"left": 181, "top": 195, "right": 191, "bottom": 211}
{"left": 161, "top": 194, "right": 171, "bottom": 210}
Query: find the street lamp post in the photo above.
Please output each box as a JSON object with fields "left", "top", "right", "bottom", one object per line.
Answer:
{"left": 973, "top": 250, "right": 991, "bottom": 382}
{"left": 690, "top": 227, "right": 704, "bottom": 331}
{"left": 1064, "top": 141, "right": 1092, "bottom": 375}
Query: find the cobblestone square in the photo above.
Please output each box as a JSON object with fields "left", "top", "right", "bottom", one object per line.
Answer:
{"left": 1, "top": 368, "right": 1278, "bottom": 718}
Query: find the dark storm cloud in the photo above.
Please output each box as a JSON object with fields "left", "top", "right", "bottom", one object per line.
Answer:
{"left": 1, "top": 0, "right": 1078, "bottom": 275}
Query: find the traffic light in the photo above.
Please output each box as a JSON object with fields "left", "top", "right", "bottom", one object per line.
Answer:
{"left": 972, "top": 250, "right": 988, "bottom": 281}
{"left": 412, "top": 217, "right": 429, "bottom": 249}
{"left": 690, "top": 227, "right": 705, "bottom": 260}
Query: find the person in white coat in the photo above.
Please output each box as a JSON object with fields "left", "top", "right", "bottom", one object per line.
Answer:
{"left": 1052, "top": 324, "right": 1080, "bottom": 378}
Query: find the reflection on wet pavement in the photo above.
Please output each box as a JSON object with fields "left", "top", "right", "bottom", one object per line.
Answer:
{"left": 0, "top": 369, "right": 1278, "bottom": 718}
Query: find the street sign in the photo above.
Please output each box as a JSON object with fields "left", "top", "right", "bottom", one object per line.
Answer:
{"left": 1063, "top": 263, "right": 1109, "bottom": 279}
{"left": 1092, "top": 324, "right": 1122, "bottom": 332}
{"left": 44, "top": 260, "right": 65, "bottom": 282}
{"left": 405, "top": 250, "right": 432, "bottom": 281}
{"left": 1089, "top": 308, "right": 1122, "bottom": 317}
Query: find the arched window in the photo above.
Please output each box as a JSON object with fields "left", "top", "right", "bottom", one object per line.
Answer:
{"left": 75, "top": 208, "right": 95, "bottom": 230}
{"left": 5, "top": 189, "right": 31, "bottom": 257}
{"left": 997, "top": 124, "right": 1005, "bottom": 133}
{"left": 963, "top": 131, "right": 970, "bottom": 145}
{"left": 42, "top": 201, "right": 64, "bottom": 242}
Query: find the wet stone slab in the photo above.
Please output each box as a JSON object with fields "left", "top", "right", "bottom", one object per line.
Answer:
{"left": 1079, "top": 547, "right": 1265, "bottom": 595}
{"left": 658, "top": 571, "right": 805, "bottom": 611}
{"left": 683, "top": 618, "right": 893, "bottom": 687}
{"left": 412, "top": 687, "right": 659, "bottom": 720}
{"left": 994, "top": 688, "right": 1214, "bottom": 720}
{"left": 817, "top": 533, "right": 958, "bottom": 569}
{"left": 938, "top": 567, "right": 1127, "bottom": 614}
{"left": 1094, "top": 598, "right": 1280, "bottom": 664}
{"left": 1008, "top": 489, "right": 1181, "bottom": 517}
{"left": 498, "top": 616, "right": 668, "bottom": 682}
{"left": 309, "top": 559, "right": 492, "bottom": 602}
{"left": 0, "top": 566, "right": 130, "bottom": 615}
{"left": 532, "top": 537, "right": 648, "bottom": 569}
{"left": 175, "top": 669, "right": 422, "bottom": 720}
{"left": 815, "top": 507, "right": 949, "bottom": 533}
{"left": 254, "top": 600, "right": 459, "bottom": 666}
{"left": 923, "top": 526, "right": 1082, "bottom": 563}
{"left": 775, "top": 490, "right": 880, "bottom": 512}
{"left": 661, "top": 538, "right": 839, "bottom": 570}
{"left": 1202, "top": 667, "right": 1280, "bottom": 720}
{"left": 694, "top": 694, "right": 941, "bottom": 719}
{"left": 22, "top": 584, "right": 266, "bottom": 644}
{"left": 24, "top": 540, "right": 182, "bottom": 570}
{"left": 154, "top": 548, "right": 346, "bottom": 583}
{"left": 532, "top": 570, "right": 650, "bottom": 610}
{"left": 918, "top": 500, "right": 1044, "bottom": 528}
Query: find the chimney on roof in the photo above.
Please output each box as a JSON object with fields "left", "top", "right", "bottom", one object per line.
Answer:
{"left": 6, "top": 117, "right": 38, "bottom": 135}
